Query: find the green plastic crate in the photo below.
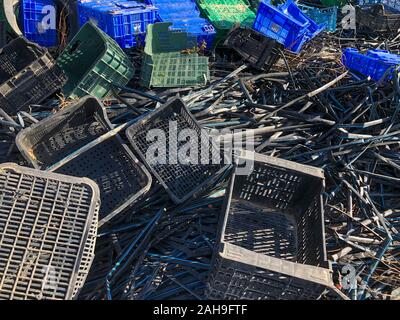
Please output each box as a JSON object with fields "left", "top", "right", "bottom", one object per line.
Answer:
{"left": 140, "top": 23, "right": 210, "bottom": 88}
{"left": 196, "top": 0, "right": 256, "bottom": 42}
{"left": 57, "top": 22, "right": 135, "bottom": 99}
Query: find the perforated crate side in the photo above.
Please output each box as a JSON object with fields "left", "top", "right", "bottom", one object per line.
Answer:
{"left": 253, "top": 0, "right": 325, "bottom": 53}
{"left": 356, "top": 4, "right": 400, "bottom": 32}
{"left": 0, "top": 163, "right": 100, "bottom": 300}
{"left": 16, "top": 96, "right": 111, "bottom": 169}
{"left": 220, "top": 151, "right": 327, "bottom": 266}
{"left": 141, "top": 52, "right": 210, "bottom": 88}
{"left": 16, "top": 96, "right": 152, "bottom": 227}
{"left": 57, "top": 21, "right": 135, "bottom": 99}
{"left": 72, "top": 202, "right": 99, "bottom": 298}
{"left": 298, "top": 4, "right": 337, "bottom": 33}
{"left": 206, "top": 244, "right": 334, "bottom": 300}
{"left": 0, "top": 37, "right": 67, "bottom": 115}
{"left": 224, "top": 26, "right": 282, "bottom": 71}
{"left": 55, "top": 136, "right": 152, "bottom": 227}
{"left": 126, "top": 97, "right": 227, "bottom": 204}
{"left": 21, "top": 0, "right": 58, "bottom": 47}
{"left": 144, "top": 0, "right": 216, "bottom": 48}
{"left": 77, "top": 0, "right": 158, "bottom": 48}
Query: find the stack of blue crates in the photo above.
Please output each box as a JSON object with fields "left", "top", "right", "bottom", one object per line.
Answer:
{"left": 78, "top": 0, "right": 158, "bottom": 48}
{"left": 21, "top": 0, "right": 58, "bottom": 47}
{"left": 343, "top": 48, "right": 400, "bottom": 82}
{"left": 144, "top": 0, "right": 216, "bottom": 48}
{"left": 253, "top": 0, "right": 325, "bottom": 53}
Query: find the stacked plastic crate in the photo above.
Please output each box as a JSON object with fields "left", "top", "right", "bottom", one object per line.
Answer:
{"left": 57, "top": 22, "right": 135, "bottom": 99}
{"left": 343, "top": 48, "right": 400, "bottom": 82}
{"left": 144, "top": 0, "right": 216, "bottom": 48}
{"left": 77, "top": 0, "right": 158, "bottom": 48}
{"left": 196, "top": 0, "right": 256, "bottom": 43}
{"left": 253, "top": 0, "right": 325, "bottom": 53}
{"left": 140, "top": 22, "right": 210, "bottom": 88}
{"left": 20, "top": 0, "right": 58, "bottom": 47}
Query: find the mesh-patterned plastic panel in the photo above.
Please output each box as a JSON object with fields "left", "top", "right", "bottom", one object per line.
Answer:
{"left": 126, "top": 97, "right": 225, "bottom": 203}
{"left": 224, "top": 27, "right": 282, "bottom": 71}
{"left": 16, "top": 97, "right": 152, "bottom": 227}
{"left": 207, "top": 151, "right": 330, "bottom": 300}
{"left": 206, "top": 255, "right": 328, "bottom": 300}
{"left": 0, "top": 37, "right": 67, "bottom": 115}
{"left": 0, "top": 163, "right": 99, "bottom": 300}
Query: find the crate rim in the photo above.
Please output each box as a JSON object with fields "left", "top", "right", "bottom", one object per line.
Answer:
{"left": 15, "top": 95, "right": 153, "bottom": 227}
{"left": 218, "top": 242, "right": 335, "bottom": 289}
{"left": 217, "top": 149, "right": 328, "bottom": 268}
{"left": 0, "top": 162, "right": 100, "bottom": 300}
{"left": 126, "top": 96, "right": 229, "bottom": 204}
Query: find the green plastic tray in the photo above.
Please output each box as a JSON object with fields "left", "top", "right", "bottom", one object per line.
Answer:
{"left": 140, "top": 23, "right": 210, "bottom": 88}
{"left": 196, "top": 0, "right": 256, "bottom": 42}
{"left": 57, "top": 22, "right": 135, "bottom": 99}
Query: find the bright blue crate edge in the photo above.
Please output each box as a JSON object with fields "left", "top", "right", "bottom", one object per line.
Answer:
{"left": 21, "top": 0, "right": 58, "bottom": 47}
{"left": 343, "top": 48, "right": 400, "bottom": 82}
{"left": 253, "top": 0, "right": 325, "bottom": 53}
{"left": 78, "top": 0, "right": 158, "bottom": 48}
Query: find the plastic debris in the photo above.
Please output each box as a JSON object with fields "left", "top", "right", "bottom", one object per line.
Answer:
{"left": 0, "top": 0, "right": 399, "bottom": 302}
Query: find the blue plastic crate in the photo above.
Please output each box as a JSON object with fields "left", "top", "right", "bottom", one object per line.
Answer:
{"left": 21, "top": 0, "right": 58, "bottom": 47}
{"left": 253, "top": 0, "right": 325, "bottom": 53}
{"left": 144, "top": 0, "right": 216, "bottom": 48}
{"left": 78, "top": 0, "right": 158, "bottom": 48}
{"left": 298, "top": 4, "right": 337, "bottom": 33}
{"left": 343, "top": 48, "right": 400, "bottom": 82}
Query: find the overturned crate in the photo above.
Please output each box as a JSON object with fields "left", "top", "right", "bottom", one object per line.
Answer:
{"left": 145, "top": 0, "right": 216, "bottom": 48}
{"left": 57, "top": 21, "right": 135, "bottom": 99}
{"left": 207, "top": 151, "right": 335, "bottom": 300}
{"left": 224, "top": 26, "right": 282, "bottom": 71}
{"left": 0, "top": 163, "right": 100, "bottom": 300}
{"left": 253, "top": 0, "right": 325, "bottom": 53}
{"left": 16, "top": 96, "right": 152, "bottom": 227}
{"left": 126, "top": 97, "right": 227, "bottom": 204}
{"left": 0, "top": 37, "right": 67, "bottom": 116}
{"left": 140, "top": 22, "right": 210, "bottom": 88}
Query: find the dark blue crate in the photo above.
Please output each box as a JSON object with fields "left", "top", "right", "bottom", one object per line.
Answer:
{"left": 78, "top": 0, "right": 158, "bottom": 48}
{"left": 343, "top": 48, "right": 400, "bottom": 82}
{"left": 253, "top": 0, "right": 325, "bottom": 53}
{"left": 21, "top": 0, "right": 58, "bottom": 47}
{"left": 144, "top": 0, "right": 216, "bottom": 48}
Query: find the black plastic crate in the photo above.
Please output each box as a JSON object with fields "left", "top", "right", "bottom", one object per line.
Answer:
{"left": 16, "top": 96, "right": 152, "bottom": 227}
{"left": 206, "top": 150, "right": 334, "bottom": 300}
{"left": 0, "top": 37, "right": 67, "bottom": 115}
{"left": 0, "top": 163, "right": 100, "bottom": 300}
{"left": 224, "top": 26, "right": 282, "bottom": 71}
{"left": 0, "top": 21, "right": 6, "bottom": 48}
{"left": 126, "top": 97, "right": 227, "bottom": 204}
{"left": 356, "top": 4, "right": 400, "bottom": 32}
